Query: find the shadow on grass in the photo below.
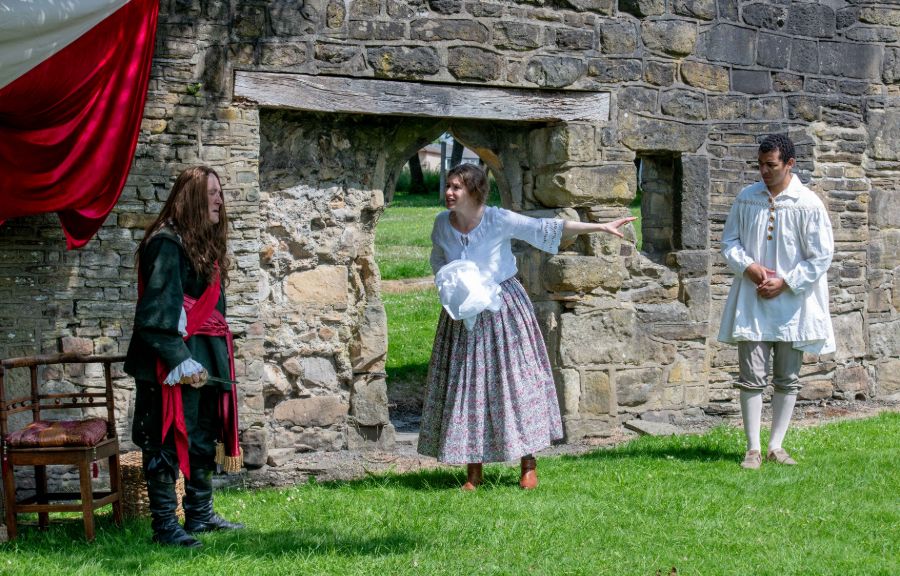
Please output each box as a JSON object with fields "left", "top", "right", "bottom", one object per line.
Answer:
{"left": 560, "top": 442, "right": 741, "bottom": 464}
{"left": 5, "top": 515, "right": 419, "bottom": 565}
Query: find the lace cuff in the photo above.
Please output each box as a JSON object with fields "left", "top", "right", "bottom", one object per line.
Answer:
{"left": 539, "top": 218, "right": 563, "bottom": 254}
{"left": 164, "top": 358, "right": 204, "bottom": 385}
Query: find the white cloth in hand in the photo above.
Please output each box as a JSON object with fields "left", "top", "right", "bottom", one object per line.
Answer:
{"left": 434, "top": 260, "right": 502, "bottom": 331}
{"left": 164, "top": 358, "right": 205, "bottom": 385}
{"left": 177, "top": 306, "right": 188, "bottom": 337}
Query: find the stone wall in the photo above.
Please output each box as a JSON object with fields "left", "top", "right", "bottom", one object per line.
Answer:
{"left": 1, "top": 0, "right": 898, "bottom": 478}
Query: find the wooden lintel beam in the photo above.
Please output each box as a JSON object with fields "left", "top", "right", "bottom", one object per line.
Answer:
{"left": 233, "top": 72, "right": 610, "bottom": 123}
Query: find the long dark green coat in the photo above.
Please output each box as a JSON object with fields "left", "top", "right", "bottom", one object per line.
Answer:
{"left": 124, "top": 228, "right": 231, "bottom": 467}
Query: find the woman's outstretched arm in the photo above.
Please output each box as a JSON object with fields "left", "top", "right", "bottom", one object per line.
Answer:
{"left": 561, "top": 216, "right": 637, "bottom": 240}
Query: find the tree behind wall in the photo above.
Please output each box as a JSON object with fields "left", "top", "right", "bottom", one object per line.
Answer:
{"left": 407, "top": 154, "right": 427, "bottom": 195}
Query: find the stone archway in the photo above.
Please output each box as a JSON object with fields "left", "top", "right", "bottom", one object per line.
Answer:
{"left": 246, "top": 74, "right": 612, "bottom": 451}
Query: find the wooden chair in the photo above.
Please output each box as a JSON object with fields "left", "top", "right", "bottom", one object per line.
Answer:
{"left": 0, "top": 353, "right": 125, "bottom": 541}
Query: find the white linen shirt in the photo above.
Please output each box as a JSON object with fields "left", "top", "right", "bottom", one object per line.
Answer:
{"left": 717, "top": 174, "right": 835, "bottom": 354}
{"left": 430, "top": 206, "right": 564, "bottom": 283}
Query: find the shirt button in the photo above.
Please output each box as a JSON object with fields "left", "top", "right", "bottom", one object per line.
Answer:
{"left": 770, "top": 216, "right": 775, "bottom": 222}
{"left": 768, "top": 235, "right": 773, "bottom": 240}
{"left": 768, "top": 226, "right": 774, "bottom": 231}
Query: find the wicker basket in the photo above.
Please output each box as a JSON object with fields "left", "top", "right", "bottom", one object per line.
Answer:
{"left": 120, "top": 451, "right": 185, "bottom": 520}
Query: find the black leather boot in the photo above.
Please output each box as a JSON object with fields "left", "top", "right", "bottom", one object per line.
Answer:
{"left": 183, "top": 467, "right": 244, "bottom": 533}
{"left": 145, "top": 468, "right": 202, "bottom": 548}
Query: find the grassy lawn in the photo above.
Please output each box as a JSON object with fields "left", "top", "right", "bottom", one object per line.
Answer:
{"left": 2, "top": 412, "right": 897, "bottom": 575}
{"left": 383, "top": 287, "right": 439, "bottom": 390}
{"left": 375, "top": 192, "right": 444, "bottom": 281}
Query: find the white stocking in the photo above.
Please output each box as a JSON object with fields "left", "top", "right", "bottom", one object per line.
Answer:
{"left": 740, "top": 390, "right": 763, "bottom": 452}
{"left": 768, "top": 391, "right": 797, "bottom": 452}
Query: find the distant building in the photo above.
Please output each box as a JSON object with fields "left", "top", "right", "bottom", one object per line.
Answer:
{"left": 417, "top": 142, "right": 480, "bottom": 172}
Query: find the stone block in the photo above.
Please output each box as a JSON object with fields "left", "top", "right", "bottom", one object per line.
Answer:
{"left": 597, "top": 19, "right": 638, "bottom": 54}
{"left": 266, "top": 448, "right": 296, "bottom": 468}
{"left": 555, "top": 369, "right": 581, "bottom": 416}
{"left": 410, "top": 19, "right": 489, "bottom": 42}
{"left": 564, "top": 0, "right": 615, "bottom": 15}
{"left": 832, "top": 311, "right": 866, "bottom": 362}
{"left": 587, "top": 58, "right": 643, "bottom": 82}
{"left": 273, "top": 396, "right": 347, "bottom": 427}
{"left": 787, "top": 95, "right": 821, "bottom": 122}
{"left": 326, "top": 0, "right": 346, "bottom": 27}
{"left": 348, "top": 20, "right": 406, "bottom": 41}
{"left": 294, "top": 428, "right": 345, "bottom": 451}
{"left": 870, "top": 319, "right": 900, "bottom": 358}
{"left": 528, "top": 124, "right": 597, "bottom": 167}
{"left": 681, "top": 62, "right": 729, "bottom": 92}
{"left": 867, "top": 109, "right": 900, "bottom": 161}
{"left": 731, "top": 69, "right": 770, "bottom": 95}
{"left": 757, "top": 33, "right": 790, "bottom": 69}
{"left": 428, "top": 0, "right": 463, "bottom": 14}
{"left": 708, "top": 95, "right": 748, "bottom": 119}
{"left": 749, "top": 97, "right": 783, "bottom": 120}
{"left": 284, "top": 266, "right": 348, "bottom": 307}
{"left": 705, "top": 24, "right": 756, "bottom": 66}
{"left": 299, "top": 356, "right": 339, "bottom": 389}
{"left": 773, "top": 72, "right": 803, "bottom": 93}
{"left": 346, "top": 422, "right": 395, "bottom": 450}
{"left": 260, "top": 43, "right": 309, "bottom": 67}
{"left": 534, "top": 164, "right": 636, "bottom": 207}
{"left": 786, "top": 2, "right": 835, "bottom": 38}
{"left": 834, "top": 365, "right": 869, "bottom": 398}
{"left": 660, "top": 89, "right": 707, "bottom": 120}
{"left": 556, "top": 28, "right": 595, "bottom": 51}
{"left": 240, "top": 426, "right": 269, "bottom": 469}
{"left": 789, "top": 39, "right": 819, "bottom": 73}
{"left": 876, "top": 359, "right": 900, "bottom": 398}
{"left": 350, "top": 377, "right": 389, "bottom": 426}
{"left": 616, "top": 368, "right": 661, "bottom": 407}
{"left": 619, "top": 0, "right": 665, "bottom": 18}
{"left": 894, "top": 274, "right": 900, "bottom": 313}
{"left": 819, "top": 42, "right": 883, "bottom": 80}
{"left": 350, "top": 303, "right": 387, "bottom": 372}
{"left": 884, "top": 48, "right": 900, "bottom": 84}
{"left": 543, "top": 254, "right": 629, "bottom": 292}
{"left": 559, "top": 306, "right": 676, "bottom": 366}
{"left": 673, "top": 0, "right": 715, "bottom": 21}
{"left": 641, "top": 20, "right": 697, "bottom": 57}
{"left": 525, "top": 56, "right": 586, "bottom": 88}
{"left": 580, "top": 370, "right": 612, "bottom": 415}
{"left": 493, "top": 22, "right": 541, "bottom": 51}
{"left": 645, "top": 60, "right": 676, "bottom": 86}
{"left": 860, "top": 7, "right": 900, "bottom": 27}
{"left": 681, "top": 155, "right": 710, "bottom": 250}
{"left": 845, "top": 26, "right": 898, "bottom": 44}
{"left": 366, "top": 46, "right": 440, "bottom": 79}
{"left": 619, "top": 86, "right": 658, "bottom": 113}
{"left": 836, "top": 7, "right": 859, "bottom": 29}
{"left": 798, "top": 380, "right": 833, "bottom": 401}
{"left": 869, "top": 187, "right": 900, "bottom": 228}
{"left": 742, "top": 3, "right": 787, "bottom": 30}
{"left": 60, "top": 336, "right": 93, "bottom": 355}
{"left": 620, "top": 114, "right": 707, "bottom": 153}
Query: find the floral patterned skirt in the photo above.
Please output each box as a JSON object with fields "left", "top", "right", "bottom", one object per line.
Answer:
{"left": 417, "top": 277, "right": 563, "bottom": 464}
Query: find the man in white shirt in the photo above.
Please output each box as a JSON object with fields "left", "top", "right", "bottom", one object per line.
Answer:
{"left": 718, "top": 134, "right": 835, "bottom": 469}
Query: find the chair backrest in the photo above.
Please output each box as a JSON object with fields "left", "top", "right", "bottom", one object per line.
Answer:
{"left": 0, "top": 353, "right": 127, "bottom": 445}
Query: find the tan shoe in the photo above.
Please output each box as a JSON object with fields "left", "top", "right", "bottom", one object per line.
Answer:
{"left": 461, "top": 463, "right": 482, "bottom": 491}
{"left": 767, "top": 448, "right": 797, "bottom": 465}
{"left": 740, "top": 450, "right": 762, "bottom": 469}
{"left": 519, "top": 456, "right": 538, "bottom": 489}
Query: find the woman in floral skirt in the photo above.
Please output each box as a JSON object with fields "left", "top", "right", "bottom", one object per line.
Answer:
{"left": 417, "top": 163, "right": 635, "bottom": 490}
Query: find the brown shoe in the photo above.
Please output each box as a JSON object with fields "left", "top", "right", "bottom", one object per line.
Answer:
{"left": 461, "top": 463, "right": 482, "bottom": 491}
{"left": 740, "top": 450, "right": 761, "bottom": 470}
{"left": 519, "top": 456, "right": 538, "bottom": 490}
{"left": 767, "top": 448, "right": 797, "bottom": 465}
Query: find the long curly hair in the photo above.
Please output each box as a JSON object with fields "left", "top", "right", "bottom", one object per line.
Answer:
{"left": 137, "top": 165, "right": 230, "bottom": 287}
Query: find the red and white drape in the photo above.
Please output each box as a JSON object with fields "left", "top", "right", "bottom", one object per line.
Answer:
{"left": 0, "top": 0, "right": 159, "bottom": 248}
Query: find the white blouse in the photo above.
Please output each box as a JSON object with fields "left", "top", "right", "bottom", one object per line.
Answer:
{"left": 429, "top": 206, "right": 564, "bottom": 282}
{"left": 717, "top": 175, "right": 835, "bottom": 354}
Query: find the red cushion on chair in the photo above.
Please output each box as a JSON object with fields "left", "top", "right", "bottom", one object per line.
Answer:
{"left": 7, "top": 418, "right": 109, "bottom": 448}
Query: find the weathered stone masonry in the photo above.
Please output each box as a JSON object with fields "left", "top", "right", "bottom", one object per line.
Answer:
{"left": 1, "top": 1, "right": 898, "bottom": 482}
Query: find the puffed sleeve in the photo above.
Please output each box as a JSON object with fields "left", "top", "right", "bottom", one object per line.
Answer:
{"left": 500, "top": 209, "right": 563, "bottom": 254}
{"left": 720, "top": 200, "right": 755, "bottom": 275}
{"left": 429, "top": 217, "right": 448, "bottom": 275}
{"left": 782, "top": 207, "right": 834, "bottom": 294}
{"left": 134, "top": 237, "right": 193, "bottom": 371}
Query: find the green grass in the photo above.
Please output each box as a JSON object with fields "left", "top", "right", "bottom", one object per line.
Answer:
{"left": 383, "top": 287, "right": 439, "bottom": 386}
{"left": 2, "top": 413, "right": 897, "bottom": 575}
{"left": 375, "top": 192, "right": 444, "bottom": 281}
